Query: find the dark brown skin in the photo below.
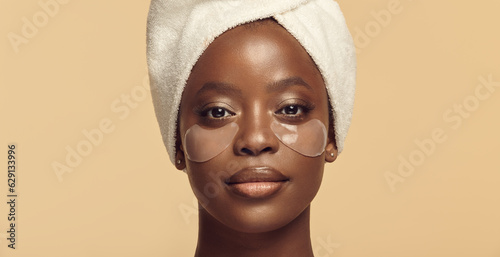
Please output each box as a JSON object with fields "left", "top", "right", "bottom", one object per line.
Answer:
{"left": 175, "top": 19, "right": 338, "bottom": 257}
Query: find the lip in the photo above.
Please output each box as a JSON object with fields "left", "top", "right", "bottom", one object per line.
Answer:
{"left": 225, "top": 167, "right": 289, "bottom": 199}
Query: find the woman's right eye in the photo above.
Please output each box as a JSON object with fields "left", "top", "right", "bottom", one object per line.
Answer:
{"left": 201, "top": 107, "right": 234, "bottom": 119}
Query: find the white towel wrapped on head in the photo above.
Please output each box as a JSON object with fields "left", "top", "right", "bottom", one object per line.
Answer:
{"left": 147, "top": 0, "right": 356, "bottom": 165}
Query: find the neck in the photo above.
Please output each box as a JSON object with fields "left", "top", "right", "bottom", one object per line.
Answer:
{"left": 194, "top": 205, "right": 314, "bottom": 257}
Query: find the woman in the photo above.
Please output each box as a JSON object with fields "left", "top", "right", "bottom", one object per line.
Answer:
{"left": 147, "top": 0, "right": 356, "bottom": 256}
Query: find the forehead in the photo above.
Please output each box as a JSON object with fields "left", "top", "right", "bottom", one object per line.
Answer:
{"left": 185, "top": 19, "right": 324, "bottom": 93}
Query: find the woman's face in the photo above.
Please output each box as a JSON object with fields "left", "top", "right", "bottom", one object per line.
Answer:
{"left": 177, "top": 20, "right": 337, "bottom": 233}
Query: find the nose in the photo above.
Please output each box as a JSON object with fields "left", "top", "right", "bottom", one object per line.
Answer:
{"left": 233, "top": 111, "right": 279, "bottom": 157}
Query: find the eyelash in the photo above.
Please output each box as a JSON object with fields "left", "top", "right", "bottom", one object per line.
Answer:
{"left": 275, "top": 104, "right": 313, "bottom": 120}
{"left": 196, "top": 101, "right": 314, "bottom": 121}
{"left": 198, "top": 106, "right": 235, "bottom": 120}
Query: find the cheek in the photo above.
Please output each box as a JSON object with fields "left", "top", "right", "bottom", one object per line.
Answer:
{"left": 183, "top": 123, "right": 239, "bottom": 162}
{"left": 271, "top": 119, "right": 327, "bottom": 157}
{"left": 285, "top": 153, "right": 325, "bottom": 207}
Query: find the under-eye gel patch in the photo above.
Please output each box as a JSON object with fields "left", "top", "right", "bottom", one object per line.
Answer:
{"left": 270, "top": 119, "right": 327, "bottom": 157}
{"left": 184, "top": 122, "right": 239, "bottom": 162}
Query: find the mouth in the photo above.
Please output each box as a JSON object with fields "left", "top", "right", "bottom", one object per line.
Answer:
{"left": 225, "top": 167, "right": 290, "bottom": 199}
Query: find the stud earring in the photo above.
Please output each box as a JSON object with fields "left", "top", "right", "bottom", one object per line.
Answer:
{"left": 176, "top": 159, "right": 181, "bottom": 164}
{"left": 330, "top": 152, "right": 335, "bottom": 157}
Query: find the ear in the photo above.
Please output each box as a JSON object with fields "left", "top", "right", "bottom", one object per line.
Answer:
{"left": 325, "top": 114, "right": 338, "bottom": 163}
{"left": 175, "top": 129, "right": 187, "bottom": 170}
{"left": 324, "top": 141, "right": 338, "bottom": 163}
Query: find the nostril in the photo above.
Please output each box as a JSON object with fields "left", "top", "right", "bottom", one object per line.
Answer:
{"left": 240, "top": 146, "right": 273, "bottom": 156}
{"left": 261, "top": 147, "right": 272, "bottom": 153}
{"left": 241, "top": 148, "right": 254, "bottom": 155}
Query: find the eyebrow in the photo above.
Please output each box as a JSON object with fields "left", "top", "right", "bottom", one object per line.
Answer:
{"left": 195, "top": 77, "right": 313, "bottom": 96}
{"left": 195, "top": 82, "right": 243, "bottom": 97}
{"left": 266, "top": 77, "right": 313, "bottom": 93}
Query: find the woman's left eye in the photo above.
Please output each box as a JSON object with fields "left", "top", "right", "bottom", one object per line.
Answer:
{"left": 276, "top": 105, "right": 305, "bottom": 116}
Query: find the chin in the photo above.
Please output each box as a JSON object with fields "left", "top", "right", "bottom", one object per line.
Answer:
{"left": 204, "top": 194, "right": 312, "bottom": 234}
{"left": 225, "top": 209, "right": 300, "bottom": 234}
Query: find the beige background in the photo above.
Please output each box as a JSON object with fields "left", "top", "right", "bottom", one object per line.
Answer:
{"left": 1, "top": 0, "right": 499, "bottom": 256}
